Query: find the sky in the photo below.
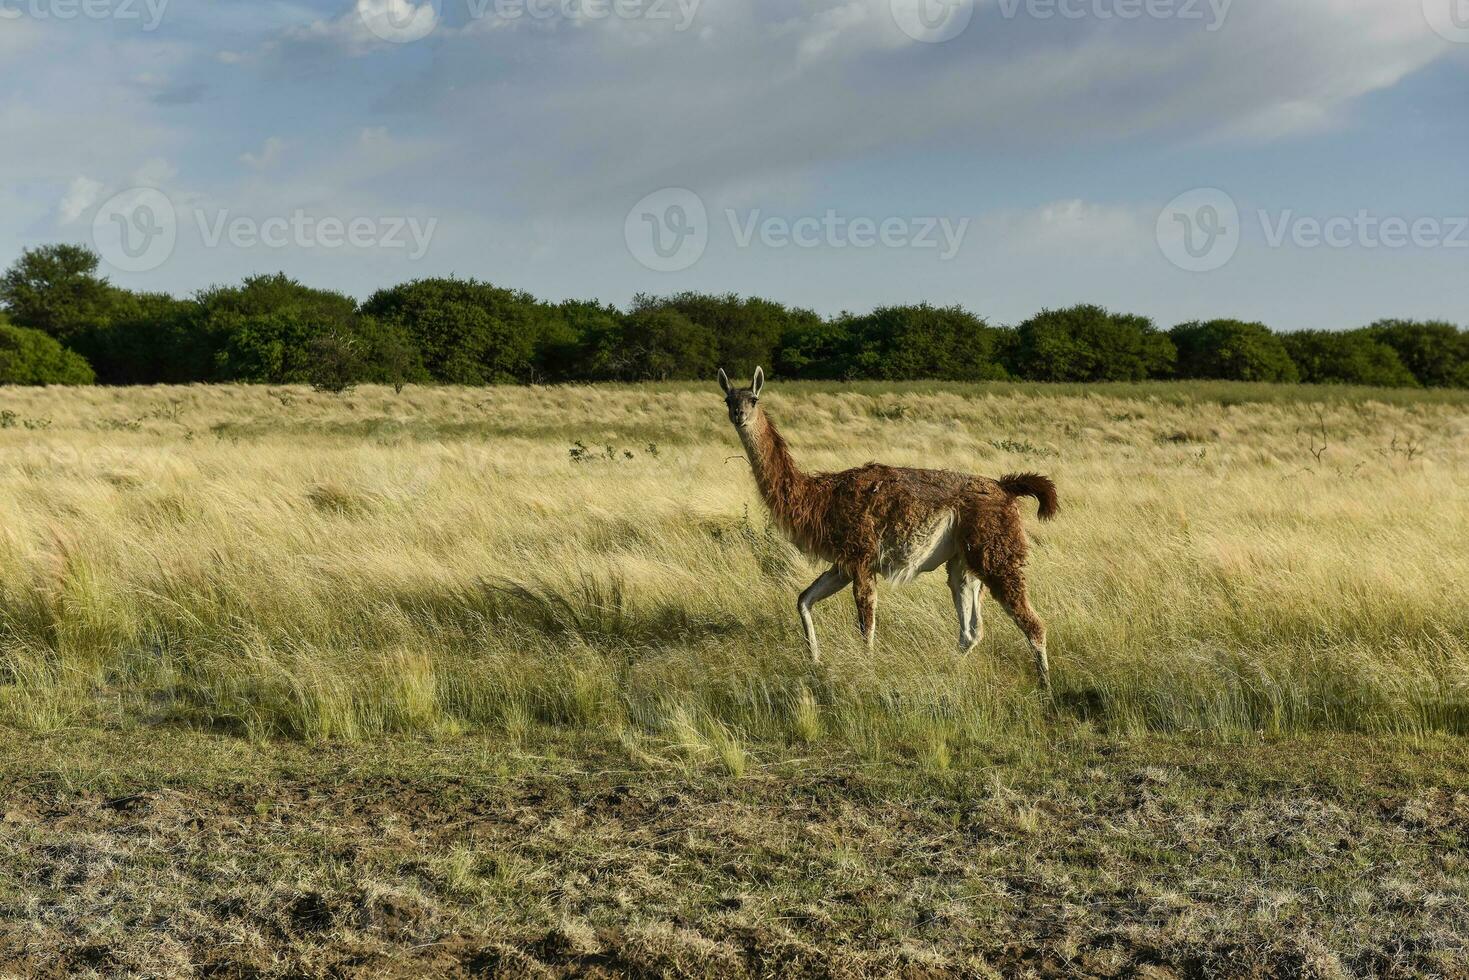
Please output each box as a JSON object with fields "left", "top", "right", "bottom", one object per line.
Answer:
{"left": 2, "top": 0, "right": 1468, "bottom": 330}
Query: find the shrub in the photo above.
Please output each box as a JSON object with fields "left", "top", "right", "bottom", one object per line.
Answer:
{"left": 1363, "top": 320, "right": 1469, "bottom": 388}
{"left": 362, "top": 278, "right": 550, "bottom": 384}
{"left": 583, "top": 304, "right": 717, "bottom": 381}
{"left": 1281, "top": 330, "right": 1418, "bottom": 387}
{"left": 1170, "top": 320, "right": 1299, "bottom": 383}
{"left": 204, "top": 276, "right": 356, "bottom": 384}
{"left": 0, "top": 319, "right": 96, "bottom": 385}
{"left": 206, "top": 275, "right": 425, "bottom": 386}
{"left": 3, "top": 240, "right": 1463, "bottom": 390}
{"left": 775, "top": 316, "right": 856, "bottom": 380}
{"left": 635, "top": 292, "right": 821, "bottom": 379}
{"left": 353, "top": 316, "right": 430, "bottom": 392}
{"left": 539, "top": 300, "right": 623, "bottom": 382}
{"left": 306, "top": 330, "right": 365, "bottom": 393}
{"left": 1280, "top": 332, "right": 1416, "bottom": 387}
{"left": 827, "top": 304, "right": 1009, "bottom": 381}
{"left": 1009, "top": 305, "right": 1175, "bottom": 381}
{"left": 72, "top": 291, "right": 212, "bottom": 385}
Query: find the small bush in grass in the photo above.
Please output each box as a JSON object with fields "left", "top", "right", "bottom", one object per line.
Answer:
{"left": 306, "top": 329, "right": 364, "bottom": 394}
{"left": 788, "top": 686, "right": 824, "bottom": 744}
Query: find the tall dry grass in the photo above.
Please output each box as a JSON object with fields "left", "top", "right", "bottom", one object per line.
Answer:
{"left": 1, "top": 382, "right": 1466, "bottom": 757}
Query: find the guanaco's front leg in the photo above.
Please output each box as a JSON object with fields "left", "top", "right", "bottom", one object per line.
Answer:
{"left": 797, "top": 566, "right": 851, "bottom": 662}
{"left": 852, "top": 571, "right": 877, "bottom": 651}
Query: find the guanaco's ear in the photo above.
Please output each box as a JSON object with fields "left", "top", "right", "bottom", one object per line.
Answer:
{"left": 718, "top": 368, "right": 730, "bottom": 394}
{"left": 752, "top": 366, "right": 765, "bottom": 398}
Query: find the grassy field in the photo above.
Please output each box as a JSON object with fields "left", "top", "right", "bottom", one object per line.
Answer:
{"left": 2, "top": 380, "right": 1468, "bottom": 976}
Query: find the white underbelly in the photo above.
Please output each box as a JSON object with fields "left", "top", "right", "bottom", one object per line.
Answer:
{"left": 877, "top": 513, "right": 958, "bottom": 584}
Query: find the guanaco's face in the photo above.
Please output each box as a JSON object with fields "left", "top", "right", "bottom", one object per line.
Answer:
{"left": 718, "top": 367, "right": 765, "bottom": 430}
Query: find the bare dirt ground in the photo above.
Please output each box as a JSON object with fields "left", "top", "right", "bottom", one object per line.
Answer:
{"left": 2, "top": 728, "right": 1467, "bottom": 979}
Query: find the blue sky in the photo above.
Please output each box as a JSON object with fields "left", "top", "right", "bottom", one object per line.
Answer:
{"left": 3, "top": 0, "right": 1467, "bottom": 329}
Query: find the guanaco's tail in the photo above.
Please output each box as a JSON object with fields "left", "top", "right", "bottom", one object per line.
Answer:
{"left": 999, "top": 472, "right": 1059, "bottom": 521}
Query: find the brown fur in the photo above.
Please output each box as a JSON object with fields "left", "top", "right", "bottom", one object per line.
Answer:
{"left": 720, "top": 368, "right": 1056, "bottom": 688}
{"left": 998, "top": 473, "right": 1059, "bottom": 521}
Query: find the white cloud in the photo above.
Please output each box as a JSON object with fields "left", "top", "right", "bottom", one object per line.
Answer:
{"left": 0, "top": 28, "right": 183, "bottom": 253}
{"left": 58, "top": 177, "right": 104, "bottom": 224}
{"left": 346, "top": 0, "right": 1449, "bottom": 212}
{"left": 241, "top": 137, "right": 286, "bottom": 170}
{"left": 792, "top": 1, "right": 875, "bottom": 63}
{"left": 133, "top": 158, "right": 179, "bottom": 187}
{"left": 997, "top": 199, "right": 1151, "bottom": 255}
{"left": 279, "top": 0, "right": 440, "bottom": 55}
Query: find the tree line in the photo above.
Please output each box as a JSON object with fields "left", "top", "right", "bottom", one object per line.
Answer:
{"left": 2, "top": 244, "right": 1466, "bottom": 390}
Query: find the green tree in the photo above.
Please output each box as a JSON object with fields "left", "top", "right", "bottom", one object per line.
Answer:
{"left": 72, "top": 291, "right": 212, "bottom": 385}
{"left": 354, "top": 316, "right": 430, "bottom": 392}
{"left": 1169, "top": 319, "right": 1299, "bottom": 383}
{"left": 776, "top": 316, "right": 855, "bottom": 379}
{"left": 541, "top": 300, "right": 623, "bottom": 382}
{"left": 0, "top": 244, "right": 118, "bottom": 343}
{"left": 211, "top": 308, "right": 318, "bottom": 383}
{"left": 585, "top": 305, "right": 717, "bottom": 381}
{"left": 362, "top": 278, "right": 545, "bottom": 384}
{"left": 634, "top": 293, "right": 820, "bottom": 379}
{"left": 1009, "top": 305, "right": 1175, "bottom": 381}
{"left": 1363, "top": 319, "right": 1468, "bottom": 388}
{"left": 204, "top": 275, "right": 361, "bottom": 383}
{"left": 828, "top": 304, "right": 1009, "bottom": 381}
{"left": 305, "top": 330, "right": 365, "bottom": 394}
{"left": 1281, "top": 330, "right": 1418, "bottom": 387}
{"left": 199, "top": 273, "right": 358, "bottom": 326}
{"left": 0, "top": 317, "right": 96, "bottom": 385}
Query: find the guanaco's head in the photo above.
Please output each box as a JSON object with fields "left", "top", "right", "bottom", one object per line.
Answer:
{"left": 718, "top": 366, "right": 764, "bottom": 431}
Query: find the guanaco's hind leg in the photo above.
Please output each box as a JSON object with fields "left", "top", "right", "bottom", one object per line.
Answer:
{"left": 969, "top": 579, "right": 985, "bottom": 646}
{"left": 984, "top": 573, "right": 1050, "bottom": 692}
{"left": 947, "top": 555, "right": 981, "bottom": 653}
{"left": 852, "top": 572, "right": 877, "bottom": 651}
{"left": 798, "top": 566, "right": 851, "bottom": 663}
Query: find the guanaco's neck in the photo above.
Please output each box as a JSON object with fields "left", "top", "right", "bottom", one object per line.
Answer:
{"left": 738, "top": 409, "right": 810, "bottom": 526}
